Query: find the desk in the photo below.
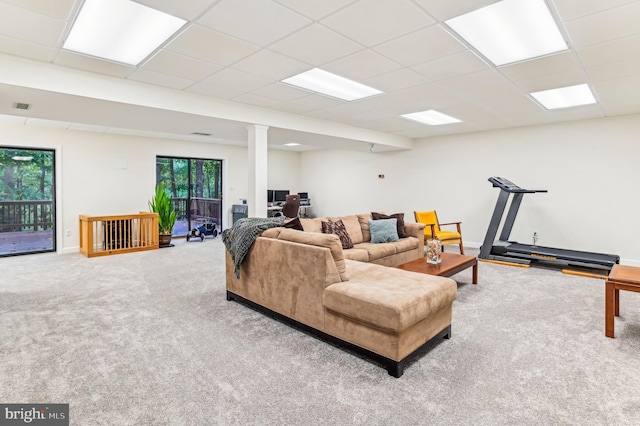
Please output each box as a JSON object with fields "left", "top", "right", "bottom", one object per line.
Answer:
{"left": 605, "top": 264, "right": 640, "bottom": 338}
{"left": 267, "top": 205, "right": 282, "bottom": 217}
{"left": 299, "top": 204, "right": 312, "bottom": 218}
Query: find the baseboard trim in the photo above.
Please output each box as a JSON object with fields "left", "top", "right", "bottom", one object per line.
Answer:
{"left": 226, "top": 290, "right": 451, "bottom": 378}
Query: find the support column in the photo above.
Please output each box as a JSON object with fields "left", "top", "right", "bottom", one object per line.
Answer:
{"left": 247, "top": 124, "right": 269, "bottom": 218}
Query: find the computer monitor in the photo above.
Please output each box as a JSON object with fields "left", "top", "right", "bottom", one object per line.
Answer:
{"left": 267, "top": 189, "right": 274, "bottom": 203}
{"left": 273, "top": 190, "right": 289, "bottom": 203}
{"left": 298, "top": 192, "right": 308, "bottom": 199}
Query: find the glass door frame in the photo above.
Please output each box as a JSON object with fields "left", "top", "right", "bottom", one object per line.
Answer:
{"left": 155, "top": 155, "right": 223, "bottom": 237}
{"left": 0, "top": 145, "right": 56, "bottom": 257}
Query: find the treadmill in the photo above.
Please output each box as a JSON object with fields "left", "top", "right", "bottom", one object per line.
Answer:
{"left": 478, "top": 177, "right": 619, "bottom": 273}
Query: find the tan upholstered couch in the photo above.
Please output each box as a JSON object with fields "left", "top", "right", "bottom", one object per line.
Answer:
{"left": 225, "top": 213, "right": 457, "bottom": 377}
{"left": 297, "top": 214, "right": 424, "bottom": 267}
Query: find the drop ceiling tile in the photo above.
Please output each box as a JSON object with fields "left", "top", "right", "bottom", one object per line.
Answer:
{"left": 248, "top": 83, "right": 311, "bottom": 102}
{"left": 586, "top": 57, "right": 640, "bottom": 83}
{"left": 592, "top": 74, "right": 640, "bottom": 100}
{"left": 514, "top": 70, "right": 587, "bottom": 93}
{"left": 411, "top": 0, "right": 500, "bottom": 21}
{"left": 186, "top": 81, "right": 247, "bottom": 99}
{"left": 268, "top": 23, "right": 363, "bottom": 66}
{"left": 199, "top": 0, "right": 311, "bottom": 46}
{"left": 386, "top": 83, "right": 459, "bottom": 109}
{"left": 231, "top": 93, "right": 282, "bottom": 108}
{"left": 323, "top": 49, "right": 402, "bottom": 81}
{"left": 499, "top": 52, "right": 581, "bottom": 82}
{"left": 270, "top": 94, "right": 343, "bottom": 114}
{"left": 577, "top": 34, "right": 640, "bottom": 67}
{"left": 202, "top": 68, "right": 272, "bottom": 92}
{"left": 320, "top": 0, "right": 434, "bottom": 47}
{"left": 552, "top": 0, "right": 633, "bottom": 21}
{"left": 600, "top": 96, "right": 640, "bottom": 116}
{"left": 374, "top": 25, "right": 467, "bottom": 67}
{"left": 1, "top": 0, "right": 75, "bottom": 19}
{"left": 133, "top": 0, "right": 214, "bottom": 20}
{"left": 363, "top": 68, "right": 429, "bottom": 92}
{"left": 0, "top": 2, "right": 66, "bottom": 46}
{"left": 143, "top": 50, "right": 223, "bottom": 81}
{"left": 564, "top": 1, "right": 640, "bottom": 48}
{"left": 411, "top": 51, "right": 489, "bottom": 81}
{"left": 438, "top": 69, "right": 509, "bottom": 94}
{"left": 231, "top": 49, "right": 310, "bottom": 81}
{"left": 0, "top": 35, "right": 55, "bottom": 62}
{"left": 273, "top": 0, "right": 356, "bottom": 20}
{"left": 54, "top": 51, "right": 135, "bottom": 78}
{"left": 128, "top": 69, "right": 193, "bottom": 90}
{"left": 166, "top": 24, "right": 260, "bottom": 66}
{"left": 544, "top": 105, "right": 605, "bottom": 122}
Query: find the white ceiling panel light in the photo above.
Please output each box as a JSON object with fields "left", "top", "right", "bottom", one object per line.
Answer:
{"left": 445, "top": 0, "right": 568, "bottom": 66}
{"left": 63, "top": 0, "right": 186, "bottom": 66}
{"left": 281, "top": 68, "right": 383, "bottom": 101}
{"left": 401, "top": 110, "right": 462, "bottom": 126}
{"left": 530, "top": 84, "right": 597, "bottom": 110}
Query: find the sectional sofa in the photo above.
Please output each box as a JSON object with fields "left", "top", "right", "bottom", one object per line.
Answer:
{"left": 225, "top": 213, "right": 458, "bottom": 377}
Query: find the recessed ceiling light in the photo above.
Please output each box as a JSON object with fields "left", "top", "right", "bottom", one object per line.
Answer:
{"left": 284, "top": 143, "right": 300, "bottom": 146}
{"left": 445, "top": 0, "right": 568, "bottom": 66}
{"left": 401, "top": 110, "right": 462, "bottom": 126}
{"left": 281, "top": 68, "right": 383, "bottom": 101}
{"left": 530, "top": 84, "right": 597, "bottom": 110}
{"left": 63, "top": 0, "right": 186, "bottom": 65}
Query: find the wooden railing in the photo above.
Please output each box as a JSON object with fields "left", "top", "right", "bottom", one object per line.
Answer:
{"left": 0, "top": 200, "right": 54, "bottom": 232}
{"left": 79, "top": 213, "right": 159, "bottom": 258}
{"left": 173, "top": 197, "right": 221, "bottom": 225}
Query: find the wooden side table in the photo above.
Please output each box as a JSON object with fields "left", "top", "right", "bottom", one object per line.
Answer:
{"left": 605, "top": 264, "right": 640, "bottom": 338}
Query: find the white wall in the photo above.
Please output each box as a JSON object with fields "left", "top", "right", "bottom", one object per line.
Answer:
{"left": 0, "top": 123, "right": 300, "bottom": 253}
{"left": 301, "top": 114, "right": 640, "bottom": 265}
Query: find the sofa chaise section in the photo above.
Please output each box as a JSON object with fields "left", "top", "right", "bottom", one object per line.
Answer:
{"left": 225, "top": 226, "right": 457, "bottom": 377}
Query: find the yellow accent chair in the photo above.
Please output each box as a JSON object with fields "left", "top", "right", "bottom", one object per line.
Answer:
{"left": 414, "top": 211, "right": 464, "bottom": 254}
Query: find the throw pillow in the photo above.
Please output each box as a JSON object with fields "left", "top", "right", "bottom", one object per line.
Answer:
{"left": 283, "top": 217, "right": 303, "bottom": 231}
{"left": 369, "top": 218, "right": 399, "bottom": 244}
{"left": 372, "top": 212, "right": 407, "bottom": 238}
{"left": 321, "top": 219, "right": 354, "bottom": 249}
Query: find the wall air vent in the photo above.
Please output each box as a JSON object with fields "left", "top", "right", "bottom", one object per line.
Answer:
{"left": 13, "top": 102, "right": 31, "bottom": 110}
{"left": 191, "top": 132, "right": 212, "bottom": 136}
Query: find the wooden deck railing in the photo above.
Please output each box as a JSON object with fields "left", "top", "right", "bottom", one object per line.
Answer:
{"left": 79, "top": 213, "right": 159, "bottom": 258}
{"left": 0, "top": 200, "right": 54, "bottom": 232}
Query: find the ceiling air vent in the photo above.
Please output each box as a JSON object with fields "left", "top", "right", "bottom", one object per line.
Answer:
{"left": 191, "top": 132, "right": 212, "bottom": 136}
{"left": 13, "top": 102, "right": 31, "bottom": 110}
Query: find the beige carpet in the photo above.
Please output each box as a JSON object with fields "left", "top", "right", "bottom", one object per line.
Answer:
{"left": 1, "top": 239, "right": 639, "bottom": 425}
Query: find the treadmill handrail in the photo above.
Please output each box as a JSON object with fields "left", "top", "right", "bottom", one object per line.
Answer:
{"left": 488, "top": 176, "right": 547, "bottom": 193}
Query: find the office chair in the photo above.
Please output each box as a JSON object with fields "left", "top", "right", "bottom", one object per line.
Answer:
{"left": 414, "top": 210, "right": 464, "bottom": 254}
{"left": 281, "top": 194, "right": 301, "bottom": 218}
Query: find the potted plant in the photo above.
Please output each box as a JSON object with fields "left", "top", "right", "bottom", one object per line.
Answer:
{"left": 149, "top": 183, "right": 177, "bottom": 247}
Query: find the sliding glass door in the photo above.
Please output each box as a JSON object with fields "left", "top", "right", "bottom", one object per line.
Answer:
{"left": 156, "top": 156, "right": 222, "bottom": 237}
{"left": 0, "top": 147, "right": 56, "bottom": 256}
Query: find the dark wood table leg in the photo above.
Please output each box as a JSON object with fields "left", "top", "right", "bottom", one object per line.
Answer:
{"left": 605, "top": 280, "right": 615, "bottom": 338}
{"left": 472, "top": 263, "right": 478, "bottom": 284}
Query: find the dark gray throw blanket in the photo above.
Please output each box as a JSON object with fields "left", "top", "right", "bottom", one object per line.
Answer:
{"left": 222, "top": 216, "right": 285, "bottom": 278}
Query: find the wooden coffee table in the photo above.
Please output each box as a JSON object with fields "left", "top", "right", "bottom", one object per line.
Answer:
{"left": 605, "top": 264, "right": 640, "bottom": 338}
{"left": 397, "top": 252, "right": 478, "bottom": 284}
